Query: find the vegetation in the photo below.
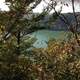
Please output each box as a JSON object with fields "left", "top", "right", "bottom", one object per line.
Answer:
{"left": 0, "top": 37, "right": 80, "bottom": 80}
{"left": 0, "top": 0, "right": 80, "bottom": 80}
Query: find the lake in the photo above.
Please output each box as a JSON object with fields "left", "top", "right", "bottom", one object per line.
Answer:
{"left": 30, "top": 30, "right": 71, "bottom": 48}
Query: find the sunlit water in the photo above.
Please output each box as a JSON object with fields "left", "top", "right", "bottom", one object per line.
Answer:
{"left": 30, "top": 30, "right": 70, "bottom": 48}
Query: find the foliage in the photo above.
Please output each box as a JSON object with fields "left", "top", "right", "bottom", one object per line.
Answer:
{"left": 30, "top": 39, "right": 80, "bottom": 80}
{"left": 0, "top": 37, "right": 80, "bottom": 80}
{"left": 0, "top": 0, "right": 80, "bottom": 80}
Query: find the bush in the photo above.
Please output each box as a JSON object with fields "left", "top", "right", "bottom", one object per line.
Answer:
{"left": 0, "top": 38, "right": 80, "bottom": 80}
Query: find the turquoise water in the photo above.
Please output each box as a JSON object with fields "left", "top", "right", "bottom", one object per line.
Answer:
{"left": 31, "top": 30, "right": 70, "bottom": 48}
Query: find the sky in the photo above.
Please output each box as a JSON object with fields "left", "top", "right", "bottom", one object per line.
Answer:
{"left": 33, "top": 0, "right": 80, "bottom": 13}
{"left": 0, "top": 0, "right": 80, "bottom": 13}
{"left": 0, "top": 0, "right": 9, "bottom": 11}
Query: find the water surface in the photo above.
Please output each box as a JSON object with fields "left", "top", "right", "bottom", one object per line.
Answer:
{"left": 31, "top": 30, "right": 70, "bottom": 48}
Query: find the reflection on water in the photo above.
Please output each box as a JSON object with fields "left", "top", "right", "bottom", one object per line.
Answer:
{"left": 31, "top": 30, "right": 70, "bottom": 48}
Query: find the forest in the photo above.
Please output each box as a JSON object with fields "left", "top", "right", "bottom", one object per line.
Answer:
{"left": 0, "top": 0, "right": 80, "bottom": 80}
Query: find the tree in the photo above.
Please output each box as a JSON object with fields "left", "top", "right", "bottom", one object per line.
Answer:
{"left": 44, "top": 0, "right": 80, "bottom": 46}
{"left": 0, "top": 0, "right": 49, "bottom": 79}
{"left": 0, "top": 0, "right": 50, "bottom": 55}
{"left": 0, "top": 0, "right": 80, "bottom": 79}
